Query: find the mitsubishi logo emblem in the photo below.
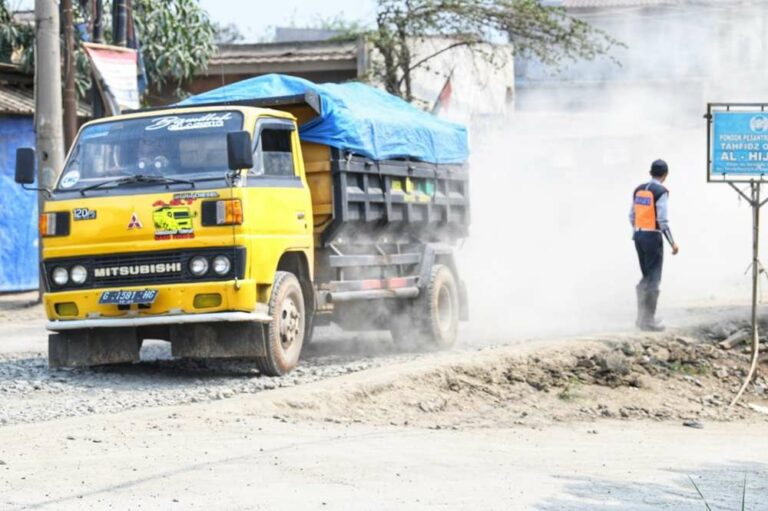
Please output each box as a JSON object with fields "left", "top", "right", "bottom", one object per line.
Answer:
{"left": 128, "top": 213, "right": 143, "bottom": 229}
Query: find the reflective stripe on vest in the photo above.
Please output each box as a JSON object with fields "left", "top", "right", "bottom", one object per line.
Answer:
{"left": 634, "top": 188, "right": 657, "bottom": 230}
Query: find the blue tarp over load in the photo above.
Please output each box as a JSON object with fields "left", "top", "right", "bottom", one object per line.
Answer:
{"left": 178, "top": 74, "right": 468, "bottom": 165}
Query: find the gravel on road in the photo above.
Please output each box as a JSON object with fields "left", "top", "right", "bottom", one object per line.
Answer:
{"left": 0, "top": 333, "right": 427, "bottom": 427}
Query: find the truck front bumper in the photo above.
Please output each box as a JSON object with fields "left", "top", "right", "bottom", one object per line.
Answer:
{"left": 44, "top": 279, "right": 269, "bottom": 331}
{"left": 46, "top": 308, "right": 271, "bottom": 331}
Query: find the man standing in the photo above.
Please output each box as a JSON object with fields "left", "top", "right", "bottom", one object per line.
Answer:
{"left": 630, "top": 159, "right": 679, "bottom": 331}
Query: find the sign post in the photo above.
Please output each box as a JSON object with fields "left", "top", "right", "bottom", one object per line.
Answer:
{"left": 707, "top": 103, "right": 768, "bottom": 407}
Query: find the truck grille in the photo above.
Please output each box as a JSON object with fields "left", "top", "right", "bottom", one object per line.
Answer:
{"left": 43, "top": 247, "right": 246, "bottom": 292}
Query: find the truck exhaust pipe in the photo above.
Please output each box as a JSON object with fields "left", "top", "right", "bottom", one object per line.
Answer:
{"left": 324, "top": 287, "right": 420, "bottom": 303}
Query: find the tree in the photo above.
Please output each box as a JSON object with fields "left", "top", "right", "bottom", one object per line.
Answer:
{"left": 0, "top": 1, "right": 34, "bottom": 71}
{"left": 0, "top": 0, "right": 216, "bottom": 101}
{"left": 213, "top": 22, "right": 244, "bottom": 44}
{"left": 133, "top": 0, "right": 216, "bottom": 93}
{"left": 367, "top": 0, "right": 622, "bottom": 101}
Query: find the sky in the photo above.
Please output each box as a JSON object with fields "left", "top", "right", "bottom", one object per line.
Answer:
{"left": 198, "top": 0, "right": 376, "bottom": 40}
{"left": 10, "top": 0, "right": 376, "bottom": 42}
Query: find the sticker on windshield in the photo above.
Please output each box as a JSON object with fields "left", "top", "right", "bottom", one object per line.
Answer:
{"left": 145, "top": 113, "right": 234, "bottom": 132}
{"left": 80, "top": 124, "right": 110, "bottom": 139}
{"left": 60, "top": 170, "right": 80, "bottom": 189}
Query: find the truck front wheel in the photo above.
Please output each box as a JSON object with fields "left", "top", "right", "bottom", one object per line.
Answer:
{"left": 256, "top": 271, "right": 305, "bottom": 376}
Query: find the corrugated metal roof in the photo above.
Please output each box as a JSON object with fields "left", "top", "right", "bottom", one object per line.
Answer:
{"left": 207, "top": 40, "right": 359, "bottom": 68}
{"left": 0, "top": 87, "right": 36, "bottom": 115}
{"left": 0, "top": 86, "right": 91, "bottom": 116}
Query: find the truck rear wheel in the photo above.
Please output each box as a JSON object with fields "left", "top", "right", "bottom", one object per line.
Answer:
{"left": 390, "top": 264, "right": 459, "bottom": 350}
{"left": 256, "top": 271, "right": 305, "bottom": 376}
{"left": 419, "top": 264, "right": 459, "bottom": 349}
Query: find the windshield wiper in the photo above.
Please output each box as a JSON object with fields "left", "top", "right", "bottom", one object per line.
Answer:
{"left": 79, "top": 174, "right": 195, "bottom": 195}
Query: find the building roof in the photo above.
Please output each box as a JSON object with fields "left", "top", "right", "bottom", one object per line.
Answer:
{"left": 0, "top": 85, "right": 91, "bottom": 117}
{"left": 199, "top": 39, "right": 363, "bottom": 76}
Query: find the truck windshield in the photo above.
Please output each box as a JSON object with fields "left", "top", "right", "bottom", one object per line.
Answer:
{"left": 57, "top": 111, "right": 244, "bottom": 191}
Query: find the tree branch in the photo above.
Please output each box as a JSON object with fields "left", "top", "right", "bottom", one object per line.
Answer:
{"left": 397, "top": 40, "right": 477, "bottom": 87}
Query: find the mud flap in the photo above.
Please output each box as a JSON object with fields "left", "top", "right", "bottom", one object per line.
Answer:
{"left": 169, "top": 322, "right": 267, "bottom": 359}
{"left": 49, "top": 328, "right": 140, "bottom": 369}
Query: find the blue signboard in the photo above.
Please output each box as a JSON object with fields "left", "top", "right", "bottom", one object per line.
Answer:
{"left": 712, "top": 111, "right": 768, "bottom": 176}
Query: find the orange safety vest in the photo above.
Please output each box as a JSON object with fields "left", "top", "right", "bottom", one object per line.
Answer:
{"left": 633, "top": 182, "right": 667, "bottom": 231}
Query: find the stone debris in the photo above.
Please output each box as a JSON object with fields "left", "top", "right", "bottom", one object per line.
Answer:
{"left": 0, "top": 342, "right": 413, "bottom": 427}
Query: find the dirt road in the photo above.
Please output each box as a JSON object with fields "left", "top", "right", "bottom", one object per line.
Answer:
{"left": 1, "top": 375, "right": 767, "bottom": 511}
{"left": 2, "top": 294, "right": 768, "bottom": 509}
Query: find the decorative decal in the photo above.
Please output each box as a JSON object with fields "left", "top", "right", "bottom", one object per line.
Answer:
{"left": 172, "top": 191, "right": 219, "bottom": 201}
{"left": 144, "top": 113, "right": 233, "bottom": 132}
{"left": 128, "top": 213, "right": 143, "bottom": 229}
{"left": 60, "top": 170, "right": 80, "bottom": 189}
{"left": 73, "top": 207, "right": 97, "bottom": 221}
{"left": 152, "top": 204, "right": 194, "bottom": 240}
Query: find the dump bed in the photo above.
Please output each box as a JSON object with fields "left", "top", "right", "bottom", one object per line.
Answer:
{"left": 179, "top": 74, "right": 470, "bottom": 245}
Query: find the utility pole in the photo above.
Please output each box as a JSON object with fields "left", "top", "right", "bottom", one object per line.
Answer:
{"left": 34, "top": 0, "right": 65, "bottom": 299}
{"left": 61, "top": 0, "right": 77, "bottom": 149}
{"left": 91, "top": 0, "right": 104, "bottom": 118}
{"left": 92, "top": 0, "right": 104, "bottom": 43}
{"left": 113, "top": 0, "right": 127, "bottom": 46}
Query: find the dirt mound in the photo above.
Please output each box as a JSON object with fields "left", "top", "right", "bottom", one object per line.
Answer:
{"left": 266, "top": 333, "right": 768, "bottom": 428}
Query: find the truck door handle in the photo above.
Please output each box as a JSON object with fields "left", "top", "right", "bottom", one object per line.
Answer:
{"left": 296, "top": 212, "right": 305, "bottom": 220}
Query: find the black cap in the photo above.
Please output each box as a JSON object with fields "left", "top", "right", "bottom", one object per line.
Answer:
{"left": 650, "top": 159, "right": 668, "bottom": 177}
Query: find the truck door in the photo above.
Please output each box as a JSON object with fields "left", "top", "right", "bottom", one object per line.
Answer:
{"left": 245, "top": 119, "right": 312, "bottom": 255}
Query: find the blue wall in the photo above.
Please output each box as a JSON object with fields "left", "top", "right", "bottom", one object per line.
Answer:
{"left": 0, "top": 115, "right": 38, "bottom": 292}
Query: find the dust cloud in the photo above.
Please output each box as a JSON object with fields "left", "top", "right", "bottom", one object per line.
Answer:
{"left": 457, "top": 2, "right": 768, "bottom": 343}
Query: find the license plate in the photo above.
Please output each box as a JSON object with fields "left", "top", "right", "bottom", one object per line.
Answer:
{"left": 99, "top": 289, "right": 158, "bottom": 305}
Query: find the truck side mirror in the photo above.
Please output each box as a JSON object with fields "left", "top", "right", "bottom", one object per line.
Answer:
{"left": 227, "top": 131, "right": 254, "bottom": 171}
{"left": 15, "top": 147, "right": 36, "bottom": 185}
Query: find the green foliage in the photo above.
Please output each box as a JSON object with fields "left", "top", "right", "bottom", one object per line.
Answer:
{"left": 0, "top": 0, "right": 216, "bottom": 100}
{"left": 0, "top": 0, "right": 34, "bottom": 71}
{"left": 313, "top": 15, "right": 369, "bottom": 39}
{"left": 364, "top": 0, "right": 623, "bottom": 100}
{"left": 134, "top": 0, "right": 216, "bottom": 92}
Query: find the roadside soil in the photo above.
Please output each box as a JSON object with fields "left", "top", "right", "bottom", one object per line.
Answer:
{"left": 2, "top": 294, "right": 768, "bottom": 509}
{"left": 256, "top": 329, "right": 768, "bottom": 429}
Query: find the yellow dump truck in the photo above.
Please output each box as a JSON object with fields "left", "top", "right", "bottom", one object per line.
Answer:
{"left": 15, "top": 77, "right": 469, "bottom": 375}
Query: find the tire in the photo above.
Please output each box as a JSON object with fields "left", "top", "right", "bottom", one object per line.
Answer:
{"left": 389, "top": 264, "right": 459, "bottom": 350}
{"left": 417, "top": 264, "right": 459, "bottom": 349}
{"left": 303, "top": 311, "right": 316, "bottom": 347}
{"left": 255, "top": 271, "right": 305, "bottom": 376}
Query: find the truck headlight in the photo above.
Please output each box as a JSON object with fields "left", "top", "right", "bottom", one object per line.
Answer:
{"left": 70, "top": 265, "right": 88, "bottom": 285}
{"left": 212, "top": 255, "right": 231, "bottom": 275}
{"left": 52, "top": 267, "right": 69, "bottom": 286}
{"left": 189, "top": 256, "right": 209, "bottom": 276}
